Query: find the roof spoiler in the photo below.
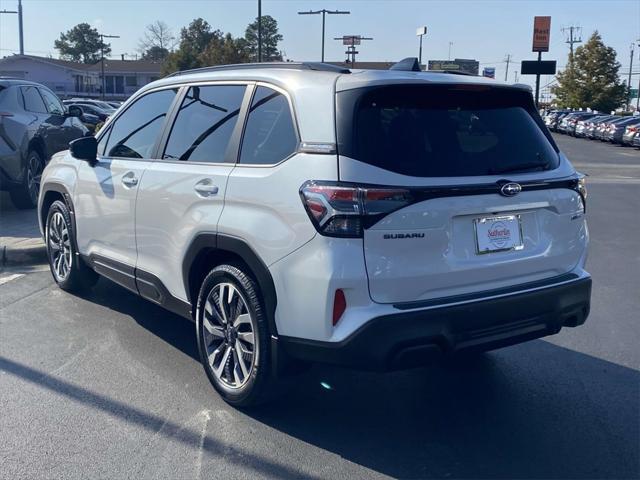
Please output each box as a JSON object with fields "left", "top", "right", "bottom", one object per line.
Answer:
{"left": 389, "top": 57, "right": 421, "bottom": 72}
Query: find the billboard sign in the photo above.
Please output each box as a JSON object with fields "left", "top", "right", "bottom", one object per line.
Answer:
{"left": 342, "top": 36, "right": 361, "bottom": 46}
{"left": 428, "top": 58, "right": 479, "bottom": 75}
{"left": 520, "top": 60, "right": 556, "bottom": 75}
{"left": 532, "top": 16, "right": 551, "bottom": 52}
{"left": 482, "top": 67, "right": 496, "bottom": 78}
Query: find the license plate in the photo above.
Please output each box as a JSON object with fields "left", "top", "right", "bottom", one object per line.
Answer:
{"left": 474, "top": 215, "right": 523, "bottom": 254}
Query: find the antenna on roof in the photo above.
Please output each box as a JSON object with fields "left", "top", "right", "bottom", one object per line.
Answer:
{"left": 389, "top": 57, "right": 421, "bottom": 72}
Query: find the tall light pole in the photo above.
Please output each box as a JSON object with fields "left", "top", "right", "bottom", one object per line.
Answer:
{"left": 627, "top": 43, "right": 634, "bottom": 110}
{"left": 448, "top": 41, "right": 453, "bottom": 61}
{"left": 416, "top": 26, "right": 427, "bottom": 69}
{"left": 298, "top": 9, "right": 350, "bottom": 62}
{"left": 99, "top": 33, "right": 119, "bottom": 100}
{"left": 0, "top": 0, "right": 23, "bottom": 55}
{"left": 257, "top": 0, "right": 262, "bottom": 62}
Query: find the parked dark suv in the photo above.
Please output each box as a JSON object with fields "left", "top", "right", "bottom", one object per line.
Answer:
{"left": 0, "top": 78, "right": 88, "bottom": 208}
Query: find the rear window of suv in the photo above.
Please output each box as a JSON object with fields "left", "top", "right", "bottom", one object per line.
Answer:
{"left": 336, "top": 84, "right": 559, "bottom": 177}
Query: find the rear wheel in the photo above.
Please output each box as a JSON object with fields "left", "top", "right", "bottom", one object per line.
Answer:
{"left": 10, "top": 149, "right": 43, "bottom": 209}
{"left": 196, "top": 264, "right": 273, "bottom": 407}
{"left": 45, "top": 200, "right": 98, "bottom": 292}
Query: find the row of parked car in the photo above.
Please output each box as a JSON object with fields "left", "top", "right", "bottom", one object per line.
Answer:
{"left": 62, "top": 98, "right": 121, "bottom": 133}
{"left": 543, "top": 110, "right": 640, "bottom": 147}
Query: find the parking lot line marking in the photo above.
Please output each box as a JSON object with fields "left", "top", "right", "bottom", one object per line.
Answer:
{"left": 0, "top": 273, "right": 25, "bottom": 285}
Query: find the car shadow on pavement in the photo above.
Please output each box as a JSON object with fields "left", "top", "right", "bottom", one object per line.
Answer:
{"left": 77, "top": 279, "right": 639, "bottom": 479}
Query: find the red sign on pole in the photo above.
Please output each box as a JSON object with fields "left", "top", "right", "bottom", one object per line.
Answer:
{"left": 532, "top": 16, "right": 551, "bottom": 52}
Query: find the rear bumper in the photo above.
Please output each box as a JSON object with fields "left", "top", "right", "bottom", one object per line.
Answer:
{"left": 280, "top": 276, "right": 591, "bottom": 370}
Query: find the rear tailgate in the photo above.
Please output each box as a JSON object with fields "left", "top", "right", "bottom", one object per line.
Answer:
{"left": 336, "top": 82, "right": 587, "bottom": 304}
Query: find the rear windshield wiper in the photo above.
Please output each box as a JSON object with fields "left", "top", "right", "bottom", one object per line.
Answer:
{"left": 489, "top": 160, "right": 550, "bottom": 175}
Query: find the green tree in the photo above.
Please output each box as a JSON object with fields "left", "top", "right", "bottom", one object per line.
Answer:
{"left": 142, "top": 45, "right": 170, "bottom": 62}
{"left": 162, "top": 18, "right": 222, "bottom": 74}
{"left": 201, "top": 33, "right": 250, "bottom": 66}
{"left": 54, "top": 23, "right": 111, "bottom": 64}
{"left": 244, "top": 15, "right": 283, "bottom": 61}
{"left": 552, "top": 31, "right": 626, "bottom": 112}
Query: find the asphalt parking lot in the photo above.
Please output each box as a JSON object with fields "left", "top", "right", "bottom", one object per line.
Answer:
{"left": 1, "top": 134, "right": 639, "bottom": 479}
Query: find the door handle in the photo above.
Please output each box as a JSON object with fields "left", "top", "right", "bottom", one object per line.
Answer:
{"left": 121, "top": 172, "right": 138, "bottom": 187}
{"left": 194, "top": 179, "right": 219, "bottom": 197}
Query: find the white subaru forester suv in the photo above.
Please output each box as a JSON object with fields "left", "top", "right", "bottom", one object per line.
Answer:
{"left": 38, "top": 60, "right": 591, "bottom": 406}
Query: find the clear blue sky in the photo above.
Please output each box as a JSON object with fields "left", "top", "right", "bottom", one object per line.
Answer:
{"left": 1, "top": 0, "right": 638, "bottom": 91}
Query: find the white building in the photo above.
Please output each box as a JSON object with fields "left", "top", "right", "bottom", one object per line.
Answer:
{"left": 0, "top": 54, "right": 162, "bottom": 100}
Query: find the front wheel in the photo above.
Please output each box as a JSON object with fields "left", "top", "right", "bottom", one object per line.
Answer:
{"left": 196, "top": 264, "right": 273, "bottom": 407}
{"left": 45, "top": 200, "right": 98, "bottom": 292}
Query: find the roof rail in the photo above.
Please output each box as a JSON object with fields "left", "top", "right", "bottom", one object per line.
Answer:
{"left": 430, "top": 70, "right": 475, "bottom": 76}
{"left": 165, "top": 62, "right": 350, "bottom": 78}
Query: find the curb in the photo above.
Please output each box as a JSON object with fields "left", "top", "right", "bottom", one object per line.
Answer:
{"left": 1, "top": 244, "right": 48, "bottom": 268}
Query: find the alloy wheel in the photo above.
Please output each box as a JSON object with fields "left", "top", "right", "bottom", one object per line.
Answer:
{"left": 48, "top": 211, "right": 72, "bottom": 282}
{"left": 202, "top": 282, "right": 255, "bottom": 389}
{"left": 27, "top": 154, "right": 42, "bottom": 205}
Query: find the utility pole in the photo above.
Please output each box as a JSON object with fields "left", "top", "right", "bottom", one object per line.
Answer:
{"left": 257, "top": 0, "right": 262, "bottom": 62}
{"left": 0, "top": 0, "right": 23, "bottom": 55}
{"left": 562, "top": 25, "right": 582, "bottom": 66}
{"left": 504, "top": 54, "right": 511, "bottom": 81}
{"left": 627, "top": 43, "right": 634, "bottom": 110}
{"left": 99, "top": 33, "right": 119, "bottom": 100}
{"left": 513, "top": 71, "right": 519, "bottom": 83}
{"left": 298, "top": 9, "right": 350, "bottom": 62}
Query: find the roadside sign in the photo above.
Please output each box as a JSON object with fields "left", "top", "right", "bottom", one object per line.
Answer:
{"left": 520, "top": 60, "right": 556, "bottom": 75}
{"left": 482, "top": 67, "right": 496, "bottom": 78}
{"left": 342, "top": 36, "right": 361, "bottom": 46}
{"left": 416, "top": 26, "right": 427, "bottom": 36}
{"left": 532, "top": 16, "right": 551, "bottom": 52}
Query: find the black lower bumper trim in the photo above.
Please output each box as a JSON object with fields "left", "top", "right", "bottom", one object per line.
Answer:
{"left": 280, "top": 277, "right": 592, "bottom": 371}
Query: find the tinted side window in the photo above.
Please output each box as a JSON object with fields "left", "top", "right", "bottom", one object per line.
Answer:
{"left": 163, "top": 85, "right": 245, "bottom": 162}
{"left": 20, "top": 86, "right": 47, "bottom": 113}
{"left": 239, "top": 86, "right": 297, "bottom": 165}
{"left": 105, "top": 88, "right": 177, "bottom": 159}
{"left": 39, "top": 88, "right": 64, "bottom": 115}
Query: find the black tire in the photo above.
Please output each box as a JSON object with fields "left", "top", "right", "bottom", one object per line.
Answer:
{"left": 196, "top": 264, "right": 273, "bottom": 407}
{"left": 45, "top": 200, "right": 99, "bottom": 292}
{"left": 10, "top": 149, "right": 43, "bottom": 210}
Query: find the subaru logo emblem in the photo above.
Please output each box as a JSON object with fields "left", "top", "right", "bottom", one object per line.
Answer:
{"left": 500, "top": 182, "right": 522, "bottom": 197}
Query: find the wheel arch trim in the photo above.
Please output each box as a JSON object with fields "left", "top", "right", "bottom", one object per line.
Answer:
{"left": 183, "top": 232, "right": 279, "bottom": 336}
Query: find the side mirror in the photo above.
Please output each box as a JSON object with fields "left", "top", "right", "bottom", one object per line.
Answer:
{"left": 68, "top": 106, "right": 82, "bottom": 118}
{"left": 69, "top": 135, "right": 97, "bottom": 162}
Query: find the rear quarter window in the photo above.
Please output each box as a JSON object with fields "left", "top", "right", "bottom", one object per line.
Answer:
{"left": 337, "top": 84, "right": 559, "bottom": 177}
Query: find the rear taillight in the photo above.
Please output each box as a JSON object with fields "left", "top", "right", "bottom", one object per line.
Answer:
{"left": 300, "top": 181, "right": 412, "bottom": 238}
{"left": 577, "top": 176, "right": 587, "bottom": 212}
